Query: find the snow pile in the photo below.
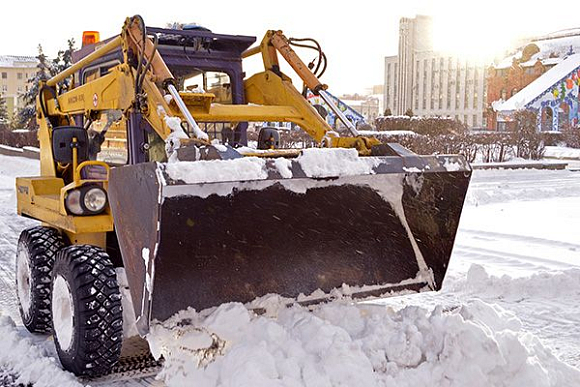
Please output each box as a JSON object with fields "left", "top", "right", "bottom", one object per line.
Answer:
{"left": 147, "top": 297, "right": 580, "bottom": 387}
{"left": 357, "top": 130, "right": 417, "bottom": 137}
{"left": 443, "top": 158, "right": 464, "bottom": 171}
{"left": 457, "top": 264, "right": 580, "bottom": 300}
{"left": 164, "top": 116, "right": 190, "bottom": 161}
{"left": 164, "top": 157, "right": 268, "bottom": 184}
{"left": 544, "top": 146, "right": 580, "bottom": 160}
{"left": 297, "top": 148, "right": 378, "bottom": 178}
{"left": 164, "top": 148, "right": 383, "bottom": 185}
{"left": 0, "top": 315, "right": 82, "bottom": 387}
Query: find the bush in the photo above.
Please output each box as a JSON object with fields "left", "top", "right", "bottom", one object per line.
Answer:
{"left": 0, "top": 128, "right": 39, "bottom": 148}
{"left": 561, "top": 124, "right": 580, "bottom": 148}
{"left": 375, "top": 115, "right": 466, "bottom": 136}
{"left": 513, "top": 110, "right": 544, "bottom": 160}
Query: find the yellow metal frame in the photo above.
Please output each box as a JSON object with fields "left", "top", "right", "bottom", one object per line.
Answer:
{"left": 20, "top": 16, "right": 382, "bottom": 247}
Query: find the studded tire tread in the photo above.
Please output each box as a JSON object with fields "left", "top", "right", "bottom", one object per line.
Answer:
{"left": 16, "top": 226, "right": 64, "bottom": 333}
{"left": 52, "top": 245, "right": 123, "bottom": 377}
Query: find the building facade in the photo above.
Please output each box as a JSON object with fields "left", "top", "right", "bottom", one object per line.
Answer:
{"left": 384, "top": 15, "right": 487, "bottom": 127}
{"left": 0, "top": 56, "right": 37, "bottom": 117}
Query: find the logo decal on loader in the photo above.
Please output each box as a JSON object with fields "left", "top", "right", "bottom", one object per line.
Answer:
{"left": 17, "top": 186, "right": 29, "bottom": 195}
{"left": 93, "top": 93, "right": 98, "bottom": 107}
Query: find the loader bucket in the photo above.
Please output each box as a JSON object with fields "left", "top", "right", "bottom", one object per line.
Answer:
{"left": 107, "top": 149, "right": 471, "bottom": 334}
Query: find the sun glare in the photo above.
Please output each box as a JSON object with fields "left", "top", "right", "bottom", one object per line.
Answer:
{"left": 432, "top": 8, "right": 516, "bottom": 63}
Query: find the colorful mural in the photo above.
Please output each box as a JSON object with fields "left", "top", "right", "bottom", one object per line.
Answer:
{"left": 305, "top": 90, "right": 366, "bottom": 129}
{"left": 527, "top": 67, "right": 580, "bottom": 131}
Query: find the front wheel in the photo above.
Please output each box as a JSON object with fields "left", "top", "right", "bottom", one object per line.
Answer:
{"left": 52, "top": 245, "right": 123, "bottom": 377}
{"left": 16, "top": 226, "right": 64, "bottom": 333}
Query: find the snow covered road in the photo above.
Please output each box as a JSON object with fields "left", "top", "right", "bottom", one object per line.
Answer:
{"left": 0, "top": 154, "right": 579, "bottom": 386}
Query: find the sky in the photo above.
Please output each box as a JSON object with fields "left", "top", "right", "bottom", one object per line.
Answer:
{"left": 2, "top": 0, "right": 580, "bottom": 94}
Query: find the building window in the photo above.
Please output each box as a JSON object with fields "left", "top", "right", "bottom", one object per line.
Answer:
{"left": 1, "top": 85, "right": 6, "bottom": 92}
{"left": 431, "top": 59, "right": 435, "bottom": 106}
{"left": 17, "top": 73, "right": 23, "bottom": 80}
{"left": 18, "top": 86, "right": 23, "bottom": 92}
{"left": 473, "top": 114, "right": 478, "bottom": 126}
{"left": 464, "top": 115, "right": 468, "bottom": 125}
{"left": 439, "top": 66, "right": 444, "bottom": 109}
{"left": 474, "top": 92, "right": 478, "bottom": 110}
{"left": 1, "top": 72, "right": 6, "bottom": 79}
{"left": 483, "top": 85, "right": 487, "bottom": 109}
{"left": 500, "top": 88, "right": 507, "bottom": 100}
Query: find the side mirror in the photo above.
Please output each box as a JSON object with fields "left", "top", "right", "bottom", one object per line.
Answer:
{"left": 52, "top": 126, "right": 89, "bottom": 164}
{"left": 258, "top": 127, "right": 280, "bottom": 150}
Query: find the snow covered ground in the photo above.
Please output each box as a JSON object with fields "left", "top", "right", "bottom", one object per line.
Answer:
{"left": 0, "top": 154, "right": 579, "bottom": 386}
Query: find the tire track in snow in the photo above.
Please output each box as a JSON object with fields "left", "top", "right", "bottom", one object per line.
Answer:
{"left": 459, "top": 228, "right": 580, "bottom": 251}
{"left": 454, "top": 244, "right": 576, "bottom": 272}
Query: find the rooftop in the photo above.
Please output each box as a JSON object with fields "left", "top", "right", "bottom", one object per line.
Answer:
{"left": 495, "top": 53, "right": 580, "bottom": 111}
{"left": 495, "top": 34, "right": 580, "bottom": 70}
{"left": 0, "top": 55, "right": 38, "bottom": 69}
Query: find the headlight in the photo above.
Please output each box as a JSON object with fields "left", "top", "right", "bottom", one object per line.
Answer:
{"left": 65, "top": 185, "right": 107, "bottom": 216}
{"left": 65, "top": 189, "right": 83, "bottom": 215}
{"left": 84, "top": 187, "right": 107, "bottom": 213}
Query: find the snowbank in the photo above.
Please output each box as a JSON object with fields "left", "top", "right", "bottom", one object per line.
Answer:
{"left": 0, "top": 315, "right": 81, "bottom": 387}
{"left": 544, "top": 146, "right": 580, "bottom": 160}
{"left": 457, "top": 264, "right": 580, "bottom": 301}
{"left": 147, "top": 291, "right": 580, "bottom": 387}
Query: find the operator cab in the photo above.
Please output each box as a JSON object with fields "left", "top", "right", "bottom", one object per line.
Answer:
{"left": 70, "top": 25, "right": 256, "bottom": 165}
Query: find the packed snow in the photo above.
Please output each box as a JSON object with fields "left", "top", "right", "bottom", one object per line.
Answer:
{"left": 164, "top": 148, "right": 381, "bottom": 185}
{"left": 0, "top": 154, "right": 579, "bottom": 386}
{"left": 164, "top": 157, "right": 268, "bottom": 184}
{"left": 297, "top": 148, "right": 379, "bottom": 178}
{"left": 0, "top": 316, "right": 82, "bottom": 387}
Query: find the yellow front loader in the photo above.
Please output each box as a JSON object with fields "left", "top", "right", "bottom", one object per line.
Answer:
{"left": 14, "top": 16, "right": 471, "bottom": 377}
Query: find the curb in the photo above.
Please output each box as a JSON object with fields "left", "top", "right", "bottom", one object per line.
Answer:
{"left": 0, "top": 145, "right": 40, "bottom": 160}
{"left": 471, "top": 162, "right": 568, "bottom": 170}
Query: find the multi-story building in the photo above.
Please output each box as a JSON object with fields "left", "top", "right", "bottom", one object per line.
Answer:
{"left": 383, "top": 15, "right": 487, "bottom": 128}
{"left": 0, "top": 56, "right": 37, "bottom": 117}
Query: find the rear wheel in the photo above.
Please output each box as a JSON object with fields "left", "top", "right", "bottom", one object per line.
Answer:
{"left": 52, "top": 245, "right": 123, "bottom": 377}
{"left": 16, "top": 226, "right": 64, "bottom": 333}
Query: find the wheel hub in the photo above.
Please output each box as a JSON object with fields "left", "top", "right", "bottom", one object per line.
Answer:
{"left": 16, "top": 247, "right": 31, "bottom": 318}
{"left": 52, "top": 275, "right": 75, "bottom": 352}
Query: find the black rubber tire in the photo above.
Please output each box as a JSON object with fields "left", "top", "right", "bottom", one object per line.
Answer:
{"left": 16, "top": 226, "right": 64, "bottom": 333}
{"left": 52, "top": 245, "right": 123, "bottom": 377}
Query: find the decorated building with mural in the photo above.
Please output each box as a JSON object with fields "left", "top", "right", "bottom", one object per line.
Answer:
{"left": 494, "top": 53, "right": 580, "bottom": 131}
{"left": 305, "top": 90, "right": 367, "bottom": 129}
{"left": 490, "top": 29, "right": 580, "bottom": 131}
